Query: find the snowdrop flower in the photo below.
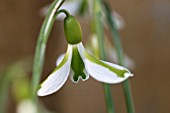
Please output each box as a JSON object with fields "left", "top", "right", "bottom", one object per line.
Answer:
{"left": 37, "top": 15, "right": 133, "bottom": 96}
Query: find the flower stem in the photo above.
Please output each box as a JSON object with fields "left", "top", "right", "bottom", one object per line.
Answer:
{"left": 93, "top": 0, "right": 115, "bottom": 113}
{"left": 103, "top": 2, "right": 135, "bottom": 113}
{"left": 103, "top": 84, "right": 116, "bottom": 113}
{"left": 57, "top": 9, "right": 70, "bottom": 17}
{"left": 31, "top": 0, "right": 65, "bottom": 101}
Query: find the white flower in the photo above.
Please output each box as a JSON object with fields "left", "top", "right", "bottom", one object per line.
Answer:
{"left": 37, "top": 43, "right": 133, "bottom": 96}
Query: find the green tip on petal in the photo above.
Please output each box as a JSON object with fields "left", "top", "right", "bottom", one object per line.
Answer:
{"left": 64, "top": 15, "right": 82, "bottom": 44}
{"left": 84, "top": 52, "right": 128, "bottom": 77}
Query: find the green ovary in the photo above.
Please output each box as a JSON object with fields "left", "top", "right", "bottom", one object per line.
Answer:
{"left": 71, "top": 46, "right": 86, "bottom": 82}
{"left": 64, "top": 15, "right": 82, "bottom": 45}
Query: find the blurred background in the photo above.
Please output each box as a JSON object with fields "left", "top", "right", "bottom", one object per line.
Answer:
{"left": 0, "top": 0, "right": 170, "bottom": 113}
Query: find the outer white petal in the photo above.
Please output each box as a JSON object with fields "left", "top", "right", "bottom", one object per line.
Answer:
{"left": 77, "top": 43, "right": 133, "bottom": 84}
{"left": 84, "top": 60, "right": 133, "bottom": 84}
{"left": 37, "top": 45, "right": 72, "bottom": 96}
{"left": 56, "top": 53, "right": 65, "bottom": 66}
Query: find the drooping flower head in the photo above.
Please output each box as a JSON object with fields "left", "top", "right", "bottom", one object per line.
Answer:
{"left": 37, "top": 14, "right": 133, "bottom": 96}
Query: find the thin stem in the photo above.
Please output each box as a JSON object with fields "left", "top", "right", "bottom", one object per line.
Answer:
{"left": 57, "top": 9, "right": 70, "bottom": 17}
{"left": 103, "top": 84, "right": 116, "bottom": 113}
{"left": 122, "top": 80, "right": 134, "bottom": 113}
{"left": 103, "top": 2, "right": 135, "bottom": 113}
{"left": 94, "top": 0, "right": 115, "bottom": 113}
{"left": 31, "top": 0, "right": 65, "bottom": 101}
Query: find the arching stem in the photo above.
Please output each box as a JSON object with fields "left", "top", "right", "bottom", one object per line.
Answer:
{"left": 31, "top": 0, "right": 65, "bottom": 102}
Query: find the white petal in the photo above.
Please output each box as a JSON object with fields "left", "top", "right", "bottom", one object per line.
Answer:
{"left": 56, "top": 53, "right": 65, "bottom": 66}
{"left": 77, "top": 43, "right": 133, "bottom": 84}
{"left": 84, "top": 60, "right": 133, "bottom": 84}
{"left": 37, "top": 45, "right": 72, "bottom": 96}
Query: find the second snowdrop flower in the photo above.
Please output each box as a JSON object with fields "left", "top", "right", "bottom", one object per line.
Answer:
{"left": 37, "top": 14, "right": 133, "bottom": 96}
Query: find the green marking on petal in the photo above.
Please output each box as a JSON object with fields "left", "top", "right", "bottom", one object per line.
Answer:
{"left": 52, "top": 47, "right": 70, "bottom": 73}
{"left": 71, "top": 46, "right": 86, "bottom": 82}
{"left": 84, "top": 52, "right": 128, "bottom": 77}
{"left": 40, "top": 46, "right": 71, "bottom": 87}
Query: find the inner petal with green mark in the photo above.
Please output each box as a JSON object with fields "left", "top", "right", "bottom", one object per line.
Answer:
{"left": 71, "top": 46, "right": 87, "bottom": 82}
